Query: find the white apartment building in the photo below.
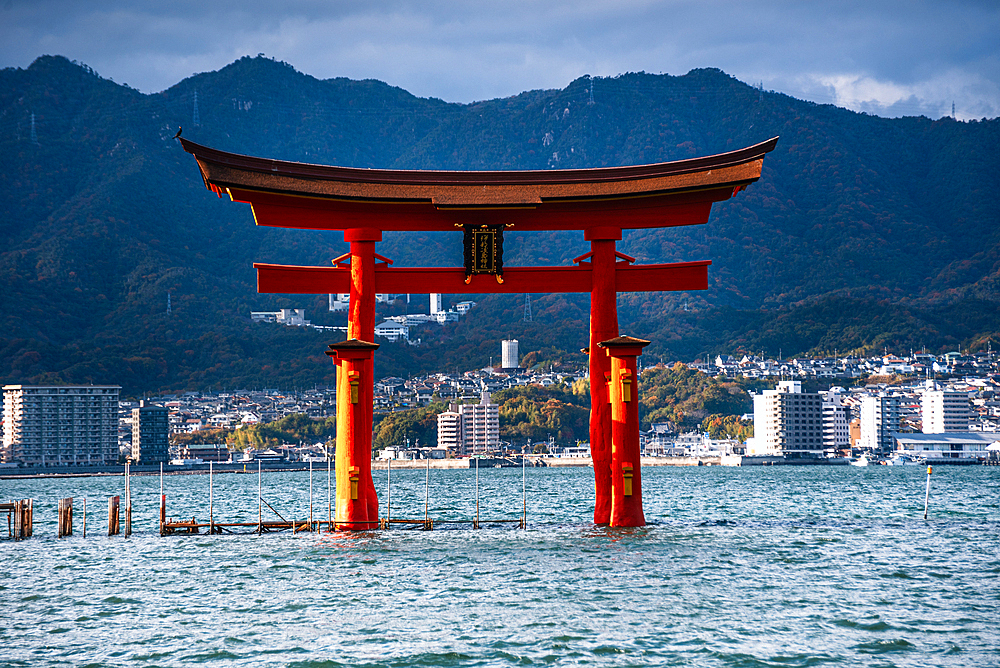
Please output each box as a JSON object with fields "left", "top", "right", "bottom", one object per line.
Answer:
{"left": 859, "top": 393, "right": 902, "bottom": 453}
{"left": 922, "top": 389, "right": 971, "bottom": 433}
{"left": 251, "top": 308, "right": 310, "bottom": 326}
{"left": 436, "top": 410, "right": 463, "bottom": 453}
{"left": 751, "top": 381, "right": 824, "bottom": 458}
{"left": 2, "top": 385, "right": 121, "bottom": 467}
{"left": 329, "top": 293, "right": 350, "bottom": 311}
{"left": 375, "top": 320, "right": 409, "bottom": 342}
{"left": 436, "top": 391, "right": 500, "bottom": 455}
{"left": 821, "top": 388, "right": 850, "bottom": 451}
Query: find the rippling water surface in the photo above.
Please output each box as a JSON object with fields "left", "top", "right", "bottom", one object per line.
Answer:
{"left": 2, "top": 465, "right": 999, "bottom": 667}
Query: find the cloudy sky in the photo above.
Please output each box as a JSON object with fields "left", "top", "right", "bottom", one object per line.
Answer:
{"left": 2, "top": 0, "right": 998, "bottom": 120}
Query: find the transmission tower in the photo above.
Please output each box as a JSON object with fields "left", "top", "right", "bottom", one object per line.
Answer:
{"left": 193, "top": 91, "right": 200, "bottom": 126}
{"left": 167, "top": 292, "right": 172, "bottom": 315}
{"left": 588, "top": 76, "right": 595, "bottom": 105}
{"left": 30, "top": 113, "right": 38, "bottom": 145}
{"left": 523, "top": 294, "right": 532, "bottom": 322}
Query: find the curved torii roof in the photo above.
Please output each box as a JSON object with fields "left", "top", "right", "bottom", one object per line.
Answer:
{"left": 180, "top": 137, "right": 778, "bottom": 233}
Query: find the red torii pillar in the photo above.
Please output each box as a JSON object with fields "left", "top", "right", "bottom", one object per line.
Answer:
{"left": 326, "top": 338, "right": 380, "bottom": 529}
{"left": 598, "top": 335, "right": 650, "bottom": 527}
{"left": 585, "top": 227, "right": 621, "bottom": 525}
{"left": 325, "top": 227, "right": 384, "bottom": 528}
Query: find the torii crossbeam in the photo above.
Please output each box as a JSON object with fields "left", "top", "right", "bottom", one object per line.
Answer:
{"left": 182, "top": 136, "right": 778, "bottom": 528}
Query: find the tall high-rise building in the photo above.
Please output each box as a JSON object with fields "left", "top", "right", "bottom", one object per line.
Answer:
{"left": 501, "top": 339, "right": 519, "bottom": 370}
{"left": 430, "top": 293, "right": 443, "bottom": 314}
{"left": 436, "top": 409, "right": 463, "bottom": 453}
{"left": 821, "top": 388, "right": 850, "bottom": 451}
{"left": 921, "top": 390, "right": 971, "bottom": 433}
{"left": 751, "top": 381, "right": 824, "bottom": 458}
{"left": 2, "top": 385, "right": 121, "bottom": 467}
{"left": 437, "top": 392, "right": 500, "bottom": 456}
{"left": 131, "top": 401, "right": 169, "bottom": 464}
{"left": 859, "top": 393, "right": 901, "bottom": 454}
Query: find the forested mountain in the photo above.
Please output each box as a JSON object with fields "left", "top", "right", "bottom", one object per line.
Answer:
{"left": 2, "top": 55, "right": 998, "bottom": 395}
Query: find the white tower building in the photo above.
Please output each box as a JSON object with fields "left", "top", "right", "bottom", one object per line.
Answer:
{"left": 921, "top": 390, "right": 971, "bottom": 433}
{"left": 859, "top": 393, "right": 901, "bottom": 453}
{"left": 502, "top": 339, "right": 519, "bottom": 370}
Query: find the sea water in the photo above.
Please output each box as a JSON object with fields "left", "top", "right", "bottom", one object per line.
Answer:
{"left": 2, "top": 465, "right": 998, "bottom": 667}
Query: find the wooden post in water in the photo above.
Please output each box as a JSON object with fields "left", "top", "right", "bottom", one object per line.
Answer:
{"left": 386, "top": 458, "right": 391, "bottom": 529}
{"left": 327, "top": 457, "right": 332, "bottom": 531}
{"left": 424, "top": 457, "right": 430, "bottom": 530}
{"left": 257, "top": 459, "right": 262, "bottom": 535}
{"left": 475, "top": 457, "right": 480, "bottom": 529}
{"left": 83, "top": 498, "right": 87, "bottom": 538}
{"left": 58, "top": 497, "right": 73, "bottom": 537}
{"left": 12, "top": 500, "right": 22, "bottom": 540}
{"left": 108, "top": 496, "right": 120, "bottom": 535}
{"left": 309, "top": 461, "right": 314, "bottom": 532}
{"left": 13, "top": 499, "right": 32, "bottom": 540}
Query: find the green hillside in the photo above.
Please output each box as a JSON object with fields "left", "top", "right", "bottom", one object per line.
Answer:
{"left": 1, "top": 55, "right": 998, "bottom": 395}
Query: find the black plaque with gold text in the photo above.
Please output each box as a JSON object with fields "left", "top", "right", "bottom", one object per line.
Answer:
{"left": 463, "top": 225, "right": 505, "bottom": 283}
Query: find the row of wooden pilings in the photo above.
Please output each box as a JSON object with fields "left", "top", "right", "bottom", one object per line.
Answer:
{"left": 4, "top": 496, "right": 131, "bottom": 540}
{"left": 4, "top": 461, "right": 136, "bottom": 541}
{"left": 5, "top": 458, "right": 527, "bottom": 539}
{"left": 160, "top": 458, "right": 527, "bottom": 535}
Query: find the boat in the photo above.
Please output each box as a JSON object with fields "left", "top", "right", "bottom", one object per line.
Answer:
{"left": 884, "top": 452, "right": 924, "bottom": 466}
{"left": 849, "top": 453, "right": 870, "bottom": 467}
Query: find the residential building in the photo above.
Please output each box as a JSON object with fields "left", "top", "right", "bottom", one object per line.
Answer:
{"left": 921, "top": 389, "right": 971, "bottom": 433}
{"left": 859, "top": 393, "right": 902, "bottom": 454}
{"left": 436, "top": 392, "right": 500, "bottom": 456}
{"left": 821, "top": 388, "right": 850, "bottom": 452}
{"left": 751, "top": 381, "right": 824, "bottom": 458}
{"left": 375, "top": 320, "right": 409, "bottom": 342}
{"left": 2, "top": 385, "right": 121, "bottom": 467}
{"left": 329, "top": 293, "right": 350, "bottom": 311}
{"left": 250, "top": 308, "right": 310, "bottom": 326}
{"left": 437, "top": 409, "right": 463, "bottom": 453}
{"left": 132, "top": 400, "right": 169, "bottom": 464}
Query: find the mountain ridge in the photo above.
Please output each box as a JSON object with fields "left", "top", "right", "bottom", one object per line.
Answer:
{"left": 1, "top": 55, "right": 998, "bottom": 395}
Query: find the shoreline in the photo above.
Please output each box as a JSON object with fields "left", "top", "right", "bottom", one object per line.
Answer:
{"left": 0, "top": 454, "right": 860, "bottom": 479}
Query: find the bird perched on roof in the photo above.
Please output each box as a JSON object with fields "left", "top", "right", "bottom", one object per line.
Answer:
{"left": 173, "top": 126, "right": 182, "bottom": 139}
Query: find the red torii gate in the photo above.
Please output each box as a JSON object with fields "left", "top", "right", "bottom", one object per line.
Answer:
{"left": 181, "top": 136, "right": 778, "bottom": 528}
